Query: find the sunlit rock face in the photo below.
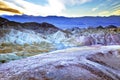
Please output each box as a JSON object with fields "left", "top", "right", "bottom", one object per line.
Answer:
{"left": 0, "top": 29, "right": 56, "bottom": 63}
{"left": 73, "top": 33, "right": 120, "bottom": 46}
{"left": 47, "top": 28, "right": 120, "bottom": 48}
{"left": 0, "top": 45, "right": 120, "bottom": 80}
{"left": 0, "top": 17, "right": 63, "bottom": 63}
{"left": 0, "top": 29, "right": 51, "bottom": 45}
{"left": 64, "top": 27, "right": 120, "bottom": 46}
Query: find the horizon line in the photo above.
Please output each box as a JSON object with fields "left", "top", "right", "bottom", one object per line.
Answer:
{"left": 1, "top": 14, "right": 120, "bottom": 18}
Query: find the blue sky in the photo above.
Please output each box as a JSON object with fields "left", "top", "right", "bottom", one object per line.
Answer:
{"left": 0, "top": 0, "right": 120, "bottom": 17}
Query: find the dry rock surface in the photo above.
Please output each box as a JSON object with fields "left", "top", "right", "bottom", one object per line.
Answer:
{"left": 0, "top": 45, "right": 120, "bottom": 80}
{"left": 1, "top": 17, "right": 120, "bottom": 64}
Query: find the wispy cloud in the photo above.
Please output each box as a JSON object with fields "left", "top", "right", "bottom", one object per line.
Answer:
{"left": 112, "top": 9, "right": 120, "bottom": 15}
{"left": 61, "top": 0, "right": 92, "bottom": 5}
{"left": 0, "top": 0, "right": 92, "bottom": 16}
{"left": 92, "top": 7, "right": 98, "bottom": 11}
{"left": 0, "top": 0, "right": 23, "bottom": 14}
{"left": 98, "top": 9, "right": 120, "bottom": 16}
{"left": 0, "top": 0, "right": 119, "bottom": 16}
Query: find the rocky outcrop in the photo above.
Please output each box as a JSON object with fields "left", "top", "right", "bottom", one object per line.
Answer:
{"left": 0, "top": 29, "right": 51, "bottom": 45}
{"left": 73, "top": 33, "right": 120, "bottom": 46}
{"left": 0, "top": 17, "right": 61, "bottom": 35}
{"left": 65, "top": 27, "right": 120, "bottom": 46}
{"left": 0, "top": 45, "right": 120, "bottom": 80}
{"left": 22, "top": 22, "right": 61, "bottom": 34}
{"left": 0, "top": 17, "right": 9, "bottom": 27}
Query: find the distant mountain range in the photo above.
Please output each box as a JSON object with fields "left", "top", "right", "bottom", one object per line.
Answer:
{"left": 1, "top": 15, "right": 120, "bottom": 29}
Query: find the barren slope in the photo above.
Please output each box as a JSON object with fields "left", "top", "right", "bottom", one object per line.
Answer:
{"left": 0, "top": 45, "right": 120, "bottom": 80}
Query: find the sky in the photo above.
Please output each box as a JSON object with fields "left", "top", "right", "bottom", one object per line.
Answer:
{"left": 0, "top": 0, "right": 120, "bottom": 17}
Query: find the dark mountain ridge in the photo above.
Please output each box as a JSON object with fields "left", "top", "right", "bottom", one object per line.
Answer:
{"left": 1, "top": 15, "right": 120, "bottom": 29}
{"left": 0, "top": 17, "right": 61, "bottom": 34}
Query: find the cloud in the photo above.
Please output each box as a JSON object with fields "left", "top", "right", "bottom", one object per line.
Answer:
{"left": 98, "top": 9, "right": 120, "bottom": 16}
{"left": 0, "top": 1, "right": 23, "bottom": 14}
{"left": 92, "top": 7, "right": 98, "bottom": 11}
{"left": 61, "top": 0, "right": 92, "bottom": 5}
{"left": 112, "top": 9, "right": 120, "bottom": 15}
{"left": 0, "top": 0, "right": 119, "bottom": 17}
{"left": 0, "top": 0, "right": 92, "bottom": 16}
{"left": 0, "top": 0, "right": 66, "bottom": 16}
{"left": 0, "top": 7, "right": 21, "bottom": 14}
